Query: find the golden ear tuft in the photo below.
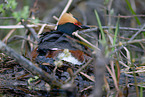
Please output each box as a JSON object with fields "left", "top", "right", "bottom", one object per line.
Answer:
{"left": 58, "top": 13, "right": 82, "bottom": 25}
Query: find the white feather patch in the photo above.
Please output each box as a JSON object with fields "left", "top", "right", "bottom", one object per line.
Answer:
{"left": 57, "top": 49, "right": 82, "bottom": 65}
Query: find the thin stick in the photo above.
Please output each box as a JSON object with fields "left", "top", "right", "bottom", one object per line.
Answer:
{"left": 125, "top": 70, "right": 145, "bottom": 74}
{"left": 0, "top": 24, "right": 38, "bottom": 29}
{"left": 109, "top": 24, "right": 145, "bottom": 56}
{"left": 2, "top": 22, "right": 21, "bottom": 43}
{"left": 21, "top": 20, "right": 38, "bottom": 41}
{"left": 1, "top": 25, "right": 145, "bottom": 32}
{"left": 129, "top": 23, "right": 145, "bottom": 41}
{"left": 38, "top": 24, "right": 47, "bottom": 35}
{"left": 65, "top": 58, "right": 93, "bottom": 83}
{"left": 80, "top": 72, "right": 95, "bottom": 82}
{"left": 106, "top": 64, "right": 119, "bottom": 91}
{"left": 73, "top": 58, "right": 93, "bottom": 77}
{"left": 110, "top": 39, "right": 145, "bottom": 47}
{"left": 119, "top": 61, "right": 130, "bottom": 68}
{"left": 55, "top": 0, "right": 73, "bottom": 30}
{"left": 73, "top": 31, "right": 101, "bottom": 51}
{"left": 0, "top": 40, "right": 61, "bottom": 87}
{"left": 80, "top": 86, "right": 93, "bottom": 92}
{"left": 7, "top": 35, "right": 37, "bottom": 44}
{"left": 53, "top": 66, "right": 57, "bottom": 80}
{"left": 105, "top": 14, "right": 145, "bottom": 18}
{"left": 53, "top": 16, "right": 59, "bottom": 21}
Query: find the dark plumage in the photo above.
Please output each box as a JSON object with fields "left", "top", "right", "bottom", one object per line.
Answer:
{"left": 57, "top": 23, "right": 90, "bottom": 35}
{"left": 57, "top": 23, "right": 81, "bottom": 35}
{"left": 31, "top": 13, "right": 90, "bottom": 65}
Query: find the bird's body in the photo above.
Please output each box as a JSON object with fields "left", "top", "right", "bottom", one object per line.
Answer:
{"left": 31, "top": 13, "right": 90, "bottom": 65}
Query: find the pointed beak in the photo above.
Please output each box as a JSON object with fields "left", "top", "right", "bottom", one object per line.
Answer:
{"left": 80, "top": 25, "right": 90, "bottom": 29}
{"left": 74, "top": 23, "right": 90, "bottom": 29}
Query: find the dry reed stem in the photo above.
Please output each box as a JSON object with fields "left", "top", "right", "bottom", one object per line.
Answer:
{"left": 80, "top": 72, "right": 95, "bottom": 82}
{"left": 111, "top": 39, "right": 145, "bottom": 47}
{"left": 106, "top": 64, "right": 119, "bottom": 91}
{"left": 55, "top": 0, "right": 73, "bottom": 30}
{"left": 38, "top": 24, "right": 47, "bottom": 35}
{"left": 2, "top": 22, "right": 21, "bottom": 43}
{"left": 65, "top": 58, "right": 93, "bottom": 83}
{"left": 0, "top": 40, "right": 62, "bottom": 87}
{"left": 123, "top": 47, "right": 131, "bottom": 65}
{"left": 0, "top": 24, "right": 54, "bottom": 29}
{"left": 72, "top": 31, "right": 101, "bottom": 51}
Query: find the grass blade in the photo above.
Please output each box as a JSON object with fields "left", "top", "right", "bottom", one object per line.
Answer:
{"left": 94, "top": 10, "right": 106, "bottom": 43}
{"left": 112, "top": 18, "right": 119, "bottom": 51}
{"left": 125, "top": 0, "right": 141, "bottom": 25}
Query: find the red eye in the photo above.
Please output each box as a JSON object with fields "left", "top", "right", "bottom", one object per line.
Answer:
{"left": 74, "top": 23, "right": 82, "bottom": 28}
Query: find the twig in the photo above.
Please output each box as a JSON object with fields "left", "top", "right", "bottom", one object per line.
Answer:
{"left": 0, "top": 40, "right": 61, "bottom": 87}
{"left": 119, "top": 50, "right": 131, "bottom": 65}
{"left": 52, "top": 66, "right": 57, "bottom": 80}
{"left": 7, "top": 35, "right": 37, "bottom": 44}
{"left": 80, "top": 85, "right": 93, "bottom": 93}
{"left": 0, "top": 24, "right": 39, "bottom": 29}
{"left": 58, "top": 0, "right": 72, "bottom": 20}
{"left": 0, "top": 17, "right": 15, "bottom": 19}
{"left": 129, "top": 23, "right": 145, "bottom": 41}
{"left": 65, "top": 58, "right": 93, "bottom": 83}
{"left": 1, "top": 25, "right": 145, "bottom": 32}
{"left": 110, "top": 39, "right": 145, "bottom": 47}
{"left": 73, "top": 58, "right": 93, "bottom": 77}
{"left": 106, "top": 64, "right": 119, "bottom": 91}
{"left": 119, "top": 61, "right": 130, "bottom": 68}
{"left": 53, "top": 16, "right": 59, "bottom": 21}
{"left": 38, "top": 24, "right": 47, "bottom": 35}
{"left": 43, "top": 0, "right": 68, "bottom": 22}
{"left": 139, "top": 42, "right": 145, "bottom": 51}
{"left": 67, "top": 0, "right": 87, "bottom": 12}
{"left": 65, "top": 35, "right": 91, "bottom": 55}
{"left": 105, "top": 14, "right": 145, "bottom": 18}
{"left": 73, "top": 31, "right": 101, "bottom": 51}
{"left": 109, "top": 24, "right": 145, "bottom": 56}
{"left": 2, "top": 22, "right": 21, "bottom": 43}
{"left": 80, "top": 72, "right": 95, "bottom": 82}
{"left": 55, "top": 0, "right": 73, "bottom": 30}
{"left": 125, "top": 70, "right": 145, "bottom": 74}
{"left": 78, "top": 26, "right": 145, "bottom": 34}
{"left": 21, "top": 20, "right": 38, "bottom": 41}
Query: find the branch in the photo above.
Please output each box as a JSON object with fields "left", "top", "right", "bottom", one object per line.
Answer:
{"left": 65, "top": 58, "right": 93, "bottom": 83}
{"left": 129, "top": 23, "right": 145, "bottom": 41}
{"left": 0, "top": 40, "right": 61, "bottom": 88}
{"left": 78, "top": 26, "right": 145, "bottom": 34}
{"left": 109, "top": 24, "right": 145, "bottom": 56}
{"left": 0, "top": 24, "right": 39, "bottom": 29}
{"left": 73, "top": 31, "right": 101, "bottom": 51}
{"left": 55, "top": 0, "right": 73, "bottom": 30}
{"left": 21, "top": 20, "right": 38, "bottom": 41}
{"left": 7, "top": 35, "right": 37, "bottom": 44}
{"left": 110, "top": 39, "right": 145, "bottom": 48}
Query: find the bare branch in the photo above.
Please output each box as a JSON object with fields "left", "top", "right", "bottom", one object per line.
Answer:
{"left": 110, "top": 39, "right": 145, "bottom": 48}
{"left": 65, "top": 58, "right": 93, "bottom": 83}
{"left": 0, "top": 40, "right": 61, "bottom": 88}
{"left": 21, "top": 20, "right": 38, "bottom": 41}
{"left": 55, "top": 0, "right": 73, "bottom": 30}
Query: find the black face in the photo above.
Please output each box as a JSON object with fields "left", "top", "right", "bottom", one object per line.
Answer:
{"left": 57, "top": 23, "right": 81, "bottom": 35}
